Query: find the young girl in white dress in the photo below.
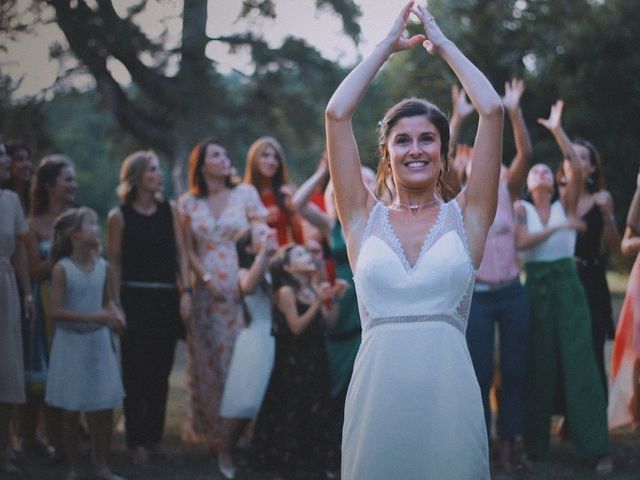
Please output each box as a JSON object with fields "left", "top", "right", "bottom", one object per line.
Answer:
{"left": 45, "top": 207, "right": 126, "bottom": 480}
{"left": 217, "top": 222, "right": 278, "bottom": 479}
{"left": 325, "top": 2, "right": 503, "bottom": 479}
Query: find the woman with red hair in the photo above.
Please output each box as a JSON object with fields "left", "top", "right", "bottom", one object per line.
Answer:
{"left": 243, "top": 137, "right": 304, "bottom": 245}
{"left": 178, "top": 138, "right": 267, "bottom": 473}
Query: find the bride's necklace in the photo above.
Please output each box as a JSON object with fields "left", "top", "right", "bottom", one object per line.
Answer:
{"left": 392, "top": 197, "right": 440, "bottom": 215}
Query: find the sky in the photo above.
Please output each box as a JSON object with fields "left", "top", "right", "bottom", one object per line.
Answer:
{"left": 1, "top": 0, "right": 411, "bottom": 98}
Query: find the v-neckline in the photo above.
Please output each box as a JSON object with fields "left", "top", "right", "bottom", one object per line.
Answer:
{"left": 527, "top": 199, "right": 553, "bottom": 227}
{"left": 383, "top": 202, "right": 445, "bottom": 272}
{"left": 205, "top": 189, "right": 233, "bottom": 222}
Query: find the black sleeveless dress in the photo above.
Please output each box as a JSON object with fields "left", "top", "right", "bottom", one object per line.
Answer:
{"left": 120, "top": 200, "right": 182, "bottom": 448}
{"left": 252, "top": 299, "right": 337, "bottom": 475}
{"left": 575, "top": 203, "right": 614, "bottom": 393}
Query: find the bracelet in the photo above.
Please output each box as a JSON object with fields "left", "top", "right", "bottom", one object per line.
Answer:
{"left": 182, "top": 287, "right": 193, "bottom": 294}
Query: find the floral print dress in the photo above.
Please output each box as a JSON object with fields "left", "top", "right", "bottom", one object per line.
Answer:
{"left": 178, "top": 184, "right": 267, "bottom": 448}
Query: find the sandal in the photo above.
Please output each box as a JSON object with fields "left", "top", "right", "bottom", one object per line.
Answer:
{"left": 594, "top": 456, "right": 613, "bottom": 475}
{"left": 217, "top": 451, "right": 236, "bottom": 479}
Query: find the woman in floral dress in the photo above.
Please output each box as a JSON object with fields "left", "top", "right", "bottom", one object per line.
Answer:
{"left": 178, "top": 138, "right": 267, "bottom": 451}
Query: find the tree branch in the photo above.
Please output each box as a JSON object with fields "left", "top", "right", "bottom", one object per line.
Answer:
{"left": 96, "top": 71, "right": 175, "bottom": 156}
{"left": 92, "top": 0, "right": 179, "bottom": 106}
{"left": 48, "top": 0, "right": 175, "bottom": 156}
{"left": 179, "top": 0, "right": 209, "bottom": 79}
{"left": 47, "top": 0, "right": 178, "bottom": 108}
{"left": 316, "top": 0, "right": 361, "bottom": 44}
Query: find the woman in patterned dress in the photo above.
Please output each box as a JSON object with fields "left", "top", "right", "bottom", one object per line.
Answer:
{"left": 178, "top": 138, "right": 267, "bottom": 454}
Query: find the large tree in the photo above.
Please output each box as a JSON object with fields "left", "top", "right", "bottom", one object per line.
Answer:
{"left": 3, "top": 0, "right": 362, "bottom": 189}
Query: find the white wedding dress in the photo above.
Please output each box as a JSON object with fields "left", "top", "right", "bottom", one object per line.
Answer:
{"left": 342, "top": 200, "right": 489, "bottom": 480}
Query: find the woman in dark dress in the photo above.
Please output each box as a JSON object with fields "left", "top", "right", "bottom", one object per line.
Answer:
{"left": 107, "top": 150, "right": 191, "bottom": 465}
{"left": 557, "top": 140, "right": 620, "bottom": 394}
{"left": 252, "top": 244, "right": 347, "bottom": 479}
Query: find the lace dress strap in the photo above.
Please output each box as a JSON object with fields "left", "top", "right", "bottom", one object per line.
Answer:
{"left": 358, "top": 202, "right": 386, "bottom": 253}
{"left": 451, "top": 198, "right": 475, "bottom": 271}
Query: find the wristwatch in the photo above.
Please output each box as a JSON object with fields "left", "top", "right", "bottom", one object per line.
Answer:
{"left": 202, "top": 272, "right": 213, "bottom": 283}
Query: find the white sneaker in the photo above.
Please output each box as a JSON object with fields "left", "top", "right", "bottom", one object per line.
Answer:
{"left": 217, "top": 452, "right": 236, "bottom": 479}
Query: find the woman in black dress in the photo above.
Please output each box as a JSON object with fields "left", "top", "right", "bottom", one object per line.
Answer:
{"left": 557, "top": 140, "right": 620, "bottom": 394}
{"left": 107, "top": 150, "right": 191, "bottom": 465}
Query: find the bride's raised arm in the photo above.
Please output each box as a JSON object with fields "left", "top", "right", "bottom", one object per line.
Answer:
{"left": 413, "top": 5, "right": 503, "bottom": 264}
{"left": 325, "top": 1, "right": 424, "bottom": 244}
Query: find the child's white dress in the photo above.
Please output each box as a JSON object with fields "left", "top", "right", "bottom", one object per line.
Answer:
{"left": 45, "top": 257, "right": 124, "bottom": 411}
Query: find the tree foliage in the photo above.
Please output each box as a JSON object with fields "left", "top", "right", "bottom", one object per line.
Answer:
{"left": 385, "top": 0, "right": 640, "bottom": 226}
{"left": 4, "top": 0, "right": 362, "bottom": 190}
{"left": 2, "top": 0, "right": 640, "bottom": 236}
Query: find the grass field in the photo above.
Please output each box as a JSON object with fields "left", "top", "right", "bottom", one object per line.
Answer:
{"left": 11, "top": 283, "right": 640, "bottom": 479}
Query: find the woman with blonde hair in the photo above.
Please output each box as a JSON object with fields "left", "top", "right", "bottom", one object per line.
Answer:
{"left": 107, "top": 150, "right": 191, "bottom": 465}
{"left": 244, "top": 136, "right": 304, "bottom": 245}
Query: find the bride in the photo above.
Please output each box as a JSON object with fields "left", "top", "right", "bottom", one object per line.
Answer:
{"left": 325, "top": 2, "right": 503, "bottom": 478}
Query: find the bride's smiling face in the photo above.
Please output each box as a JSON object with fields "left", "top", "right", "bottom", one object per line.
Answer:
{"left": 387, "top": 115, "right": 442, "bottom": 189}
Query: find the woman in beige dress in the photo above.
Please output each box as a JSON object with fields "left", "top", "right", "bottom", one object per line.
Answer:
{"left": 0, "top": 141, "right": 34, "bottom": 474}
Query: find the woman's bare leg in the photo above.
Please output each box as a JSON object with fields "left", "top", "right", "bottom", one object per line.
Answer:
{"left": 218, "top": 417, "right": 249, "bottom": 477}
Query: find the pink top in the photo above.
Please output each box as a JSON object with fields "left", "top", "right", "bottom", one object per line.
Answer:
{"left": 476, "top": 180, "right": 520, "bottom": 284}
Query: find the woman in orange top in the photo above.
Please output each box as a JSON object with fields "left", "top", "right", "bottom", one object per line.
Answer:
{"left": 244, "top": 137, "right": 304, "bottom": 245}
